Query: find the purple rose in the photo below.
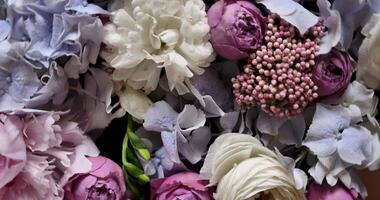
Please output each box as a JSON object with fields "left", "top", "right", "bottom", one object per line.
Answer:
{"left": 307, "top": 181, "right": 362, "bottom": 200}
{"left": 64, "top": 156, "right": 129, "bottom": 200}
{"left": 208, "top": 0, "right": 265, "bottom": 60}
{"left": 312, "top": 49, "right": 353, "bottom": 99}
{"left": 150, "top": 172, "right": 212, "bottom": 200}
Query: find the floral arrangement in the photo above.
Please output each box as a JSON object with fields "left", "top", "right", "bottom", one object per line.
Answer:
{"left": 0, "top": 0, "right": 380, "bottom": 199}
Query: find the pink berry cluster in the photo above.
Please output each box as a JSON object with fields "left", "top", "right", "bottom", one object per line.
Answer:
{"left": 232, "top": 14, "right": 325, "bottom": 118}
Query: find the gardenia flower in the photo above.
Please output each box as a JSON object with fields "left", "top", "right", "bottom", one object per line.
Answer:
{"left": 200, "top": 133, "right": 305, "bottom": 200}
{"left": 208, "top": 0, "right": 266, "bottom": 60}
{"left": 102, "top": 0, "right": 215, "bottom": 94}
{"left": 357, "top": 14, "right": 380, "bottom": 89}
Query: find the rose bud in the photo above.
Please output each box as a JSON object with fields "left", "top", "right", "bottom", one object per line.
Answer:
{"left": 64, "top": 156, "right": 130, "bottom": 200}
{"left": 307, "top": 181, "right": 362, "bottom": 200}
{"left": 312, "top": 49, "right": 353, "bottom": 99}
{"left": 150, "top": 172, "right": 212, "bottom": 200}
{"left": 208, "top": 0, "right": 265, "bottom": 60}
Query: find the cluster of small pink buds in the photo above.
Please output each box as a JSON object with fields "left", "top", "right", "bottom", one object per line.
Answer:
{"left": 232, "top": 14, "right": 325, "bottom": 118}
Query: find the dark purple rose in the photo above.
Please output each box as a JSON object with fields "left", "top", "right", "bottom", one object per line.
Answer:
{"left": 208, "top": 0, "right": 265, "bottom": 60}
{"left": 312, "top": 49, "right": 353, "bottom": 99}
{"left": 307, "top": 181, "right": 362, "bottom": 200}
{"left": 64, "top": 156, "right": 130, "bottom": 200}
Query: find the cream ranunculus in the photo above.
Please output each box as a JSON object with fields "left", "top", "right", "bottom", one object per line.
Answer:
{"left": 102, "top": 0, "right": 215, "bottom": 95}
{"left": 200, "top": 133, "right": 305, "bottom": 200}
{"left": 357, "top": 14, "right": 380, "bottom": 89}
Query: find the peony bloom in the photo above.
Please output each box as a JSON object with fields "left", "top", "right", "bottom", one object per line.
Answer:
{"left": 200, "top": 133, "right": 305, "bottom": 200}
{"left": 208, "top": 0, "right": 265, "bottom": 60}
{"left": 64, "top": 156, "right": 129, "bottom": 200}
{"left": 150, "top": 172, "right": 212, "bottom": 200}
{"left": 0, "top": 115, "right": 26, "bottom": 188}
{"left": 312, "top": 49, "right": 353, "bottom": 99}
{"left": 102, "top": 0, "right": 215, "bottom": 94}
{"left": 357, "top": 14, "right": 380, "bottom": 89}
{"left": 307, "top": 181, "right": 362, "bottom": 200}
{"left": 0, "top": 112, "right": 99, "bottom": 200}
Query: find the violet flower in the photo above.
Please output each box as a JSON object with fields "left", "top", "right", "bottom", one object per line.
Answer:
{"left": 64, "top": 156, "right": 129, "bottom": 200}
{"left": 208, "top": 0, "right": 266, "bottom": 60}
{"left": 312, "top": 49, "right": 353, "bottom": 99}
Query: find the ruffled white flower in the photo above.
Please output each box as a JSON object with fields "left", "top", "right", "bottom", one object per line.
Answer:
{"left": 200, "top": 133, "right": 305, "bottom": 200}
{"left": 102, "top": 0, "right": 215, "bottom": 94}
{"left": 357, "top": 14, "right": 380, "bottom": 89}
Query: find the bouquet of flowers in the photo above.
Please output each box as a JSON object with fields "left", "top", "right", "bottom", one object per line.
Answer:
{"left": 0, "top": 0, "right": 379, "bottom": 199}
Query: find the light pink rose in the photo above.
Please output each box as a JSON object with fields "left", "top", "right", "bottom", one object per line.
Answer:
{"left": 150, "top": 172, "right": 212, "bottom": 200}
{"left": 0, "top": 114, "right": 26, "bottom": 188}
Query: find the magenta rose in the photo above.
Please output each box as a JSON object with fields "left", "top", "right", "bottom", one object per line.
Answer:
{"left": 64, "top": 156, "right": 129, "bottom": 200}
{"left": 208, "top": 0, "right": 265, "bottom": 60}
{"left": 312, "top": 49, "right": 353, "bottom": 99}
{"left": 150, "top": 172, "right": 212, "bottom": 200}
{"left": 307, "top": 181, "right": 362, "bottom": 200}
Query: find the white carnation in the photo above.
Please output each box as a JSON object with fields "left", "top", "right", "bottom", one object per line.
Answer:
{"left": 102, "top": 0, "right": 215, "bottom": 94}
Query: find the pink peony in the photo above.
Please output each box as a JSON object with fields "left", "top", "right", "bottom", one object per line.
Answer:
{"left": 0, "top": 114, "right": 26, "bottom": 188}
{"left": 0, "top": 112, "right": 99, "bottom": 200}
{"left": 307, "top": 181, "right": 362, "bottom": 200}
{"left": 208, "top": 0, "right": 266, "bottom": 60}
{"left": 64, "top": 156, "right": 128, "bottom": 200}
{"left": 150, "top": 172, "right": 212, "bottom": 200}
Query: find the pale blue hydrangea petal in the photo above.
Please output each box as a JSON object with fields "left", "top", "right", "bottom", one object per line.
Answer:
{"left": 0, "top": 21, "right": 10, "bottom": 41}
{"left": 177, "top": 126, "right": 211, "bottom": 164}
{"left": 176, "top": 104, "right": 206, "bottom": 136}
{"left": 26, "top": 64, "right": 69, "bottom": 107}
{"left": 219, "top": 111, "right": 240, "bottom": 132}
{"left": 303, "top": 104, "right": 351, "bottom": 157}
{"left": 161, "top": 131, "right": 180, "bottom": 163}
{"left": 66, "top": 0, "right": 109, "bottom": 15}
{"left": 143, "top": 101, "right": 178, "bottom": 132}
{"left": 5, "top": 0, "right": 105, "bottom": 77}
{"left": 337, "top": 126, "right": 373, "bottom": 165}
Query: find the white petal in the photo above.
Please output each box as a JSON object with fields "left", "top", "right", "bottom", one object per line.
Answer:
{"left": 258, "top": 0, "right": 319, "bottom": 34}
{"left": 317, "top": 0, "right": 342, "bottom": 54}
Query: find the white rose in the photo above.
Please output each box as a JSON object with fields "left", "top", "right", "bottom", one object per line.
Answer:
{"left": 357, "top": 14, "right": 380, "bottom": 89}
{"left": 200, "top": 133, "right": 305, "bottom": 200}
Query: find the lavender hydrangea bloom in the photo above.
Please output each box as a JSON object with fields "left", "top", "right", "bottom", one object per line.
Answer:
{"left": 143, "top": 101, "right": 211, "bottom": 171}
{"left": 0, "top": 42, "right": 41, "bottom": 111}
{"left": 5, "top": 0, "right": 106, "bottom": 77}
{"left": 303, "top": 104, "right": 373, "bottom": 165}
